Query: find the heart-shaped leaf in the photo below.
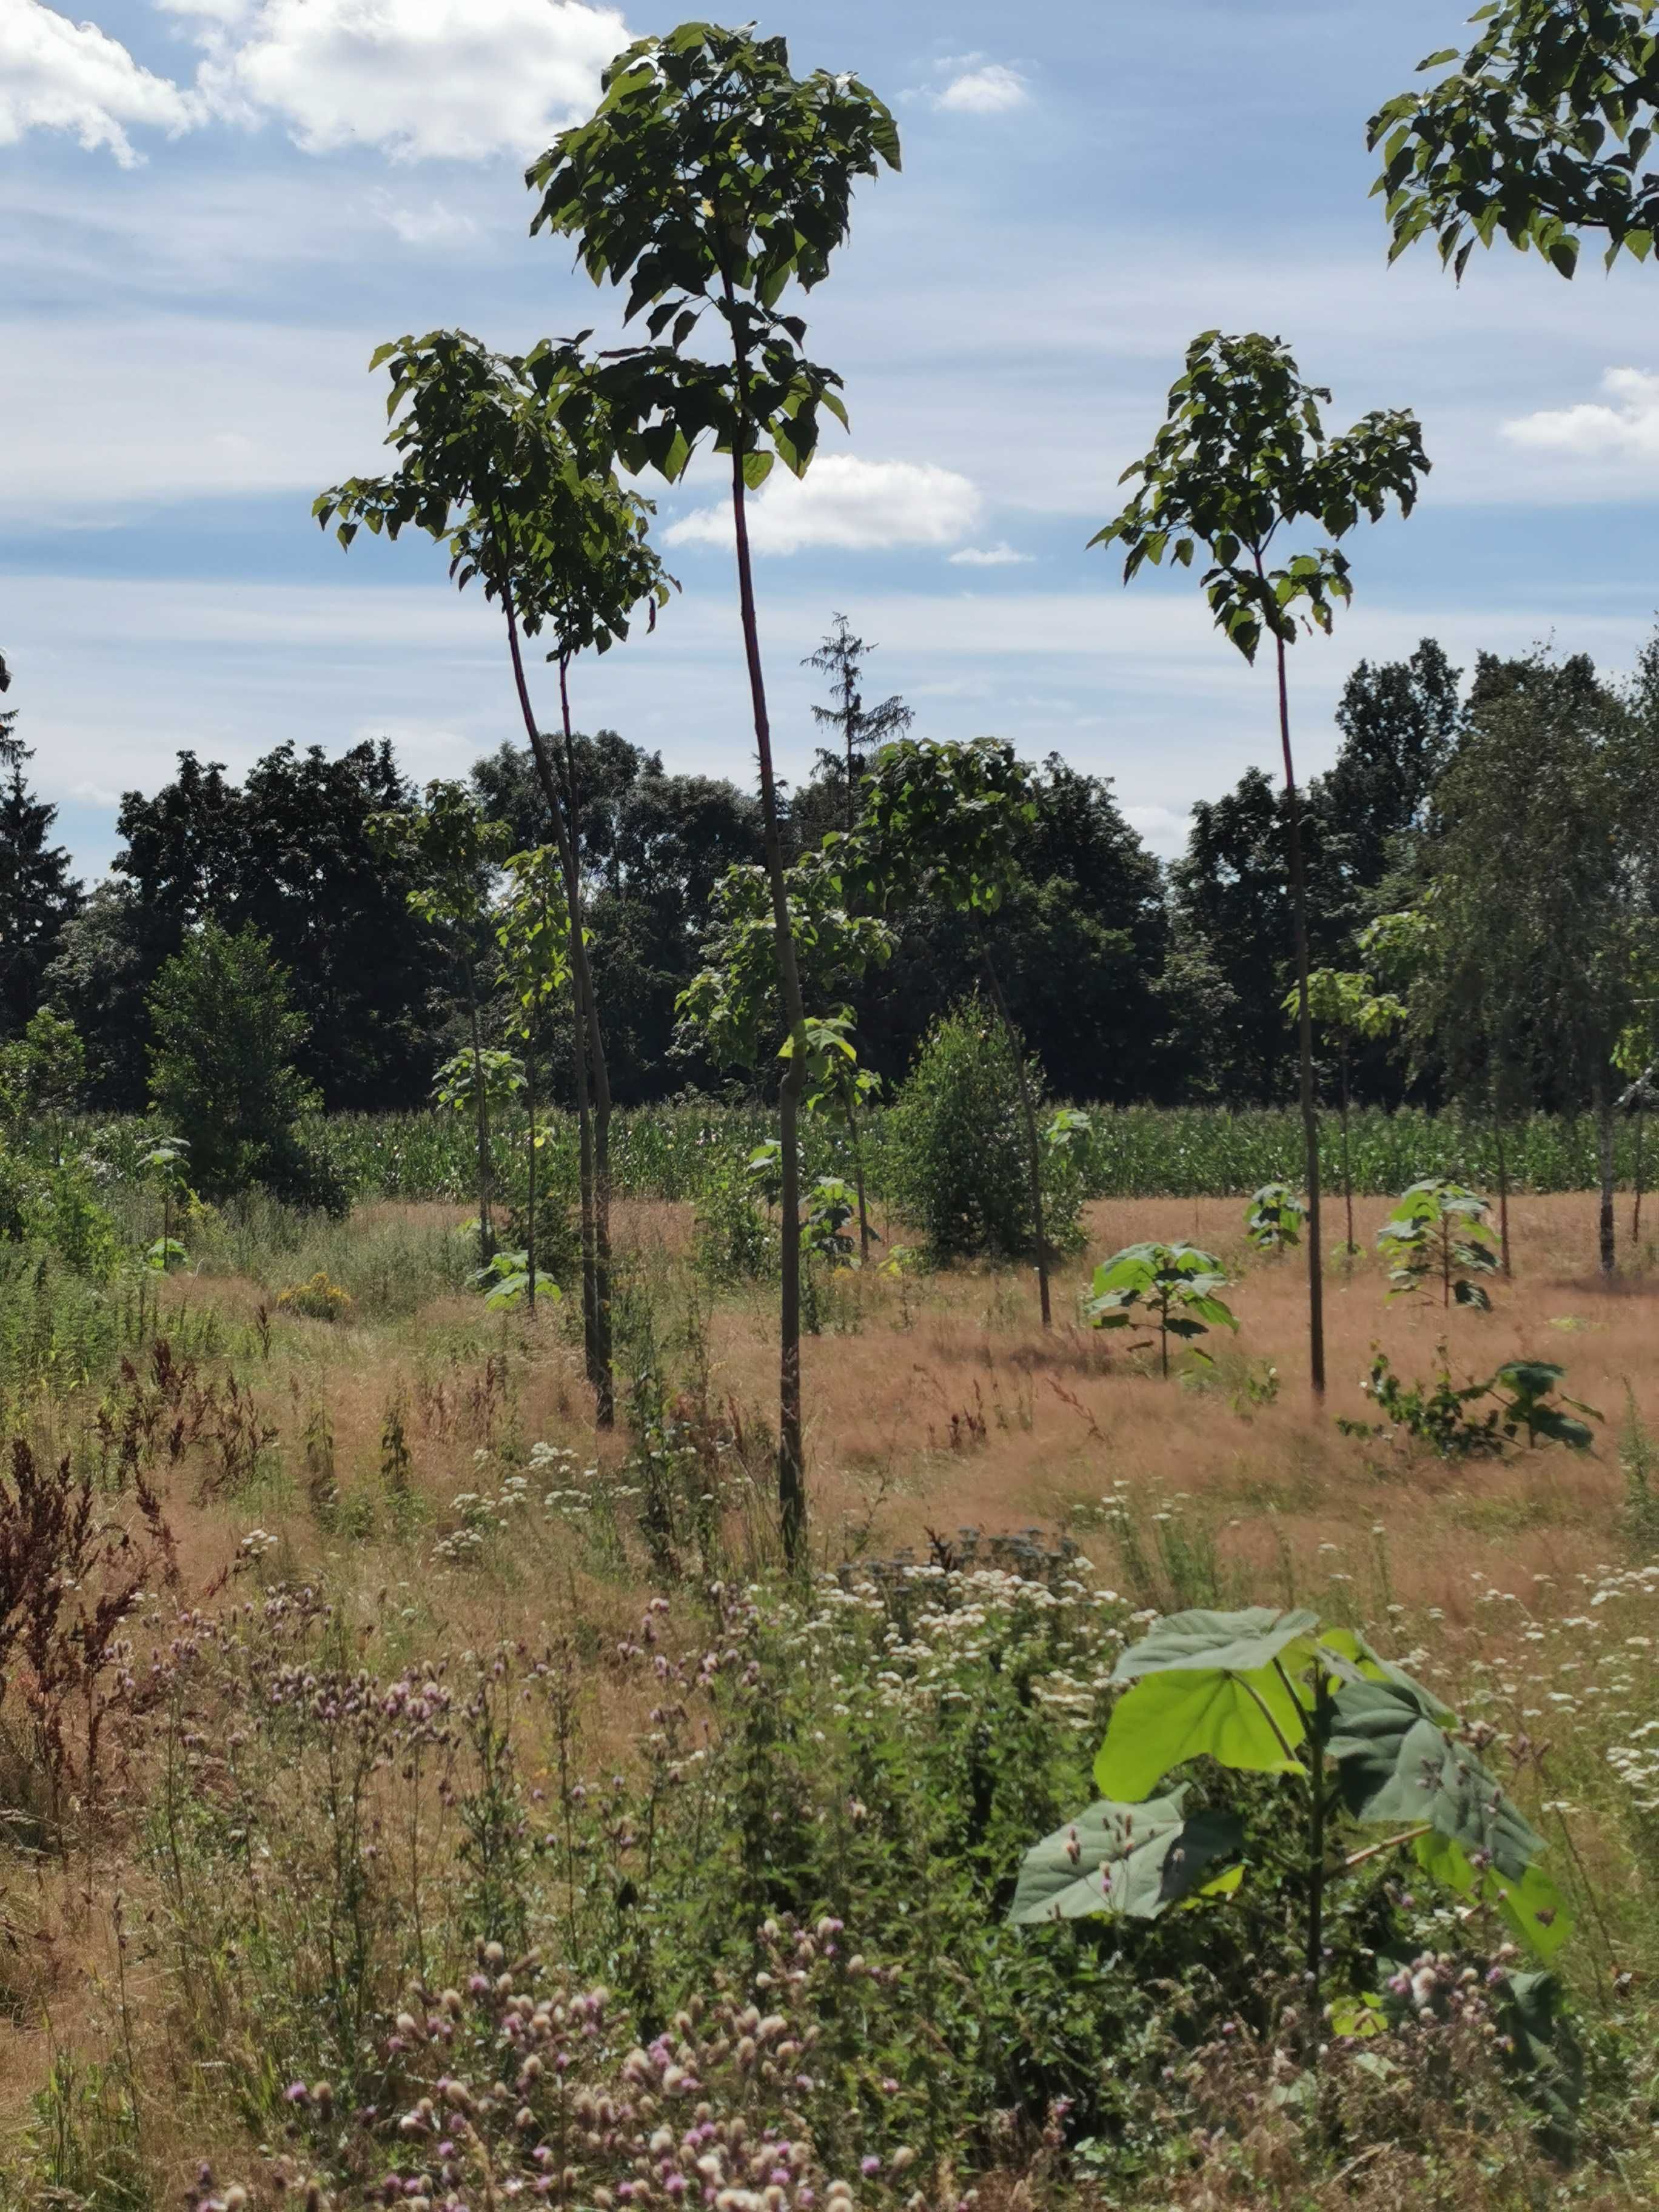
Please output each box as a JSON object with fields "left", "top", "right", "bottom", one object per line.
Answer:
{"left": 1096, "top": 1661, "right": 1309, "bottom": 1800}
{"left": 1010, "top": 1789, "right": 1245, "bottom": 1925}
{"left": 1113, "top": 1606, "right": 1321, "bottom": 1683}
{"left": 1328, "top": 1677, "right": 1544, "bottom": 1877}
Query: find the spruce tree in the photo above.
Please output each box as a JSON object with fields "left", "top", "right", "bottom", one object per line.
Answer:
{"left": 0, "top": 714, "right": 81, "bottom": 1036}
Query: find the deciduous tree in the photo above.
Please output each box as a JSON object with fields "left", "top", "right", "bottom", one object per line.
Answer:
{"left": 528, "top": 22, "right": 900, "bottom": 1558}
{"left": 1092, "top": 331, "right": 1429, "bottom": 1393}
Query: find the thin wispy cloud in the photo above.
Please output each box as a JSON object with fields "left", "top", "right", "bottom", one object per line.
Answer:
{"left": 949, "top": 543, "right": 1034, "bottom": 567}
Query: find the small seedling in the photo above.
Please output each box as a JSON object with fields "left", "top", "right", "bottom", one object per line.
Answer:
{"left": 1378, "top": 1178, "right": 1499, "bottom": 1309}
{"left": 1245, "top": 1182, "right": 1306, "bottom": 1252}
{"left": 1086, "top": 1242, "right": 1238, "bottom": 1376}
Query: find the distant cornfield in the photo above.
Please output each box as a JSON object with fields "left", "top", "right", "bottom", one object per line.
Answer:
{"left": 278, "top": 1102, "right": 1656, "bottom": 1205}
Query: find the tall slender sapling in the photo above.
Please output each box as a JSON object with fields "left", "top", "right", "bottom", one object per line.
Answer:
{"left": 527, "top": 25, "right": 900, "bottom": 1556}
{"left": 317, "top": 332, "right": 671, "bottom": 1423}
{"left": 1092, "top": 332, "right": 1429, "bottom": 1393}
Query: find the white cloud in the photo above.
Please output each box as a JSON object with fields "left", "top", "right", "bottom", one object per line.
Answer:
{"left": 1503, "top": 367, "right": 1659, "bottom": 461}
{"left": 371, "top": 193, "right": 477, "bottom": 246}
{"left": 948, "top": 541, "right": 1034, "bottom": 567}
{"left": 664, "top": 456, "right": 983, "bottom": 556}
{"left": 934, "top": 61, "right": 1029, "bottom": 115}
{"left": 1124, "top": 803, "right": 1190, "bottom": 857}
{"left": 175, "top": 0, "right": 627, "bottom": 160}
{"left": 0, "top": 0, "right": 195, "bottom": 165}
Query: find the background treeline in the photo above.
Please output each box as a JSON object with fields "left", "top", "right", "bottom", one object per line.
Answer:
{"left": 1, "top": 625, "right": 1650, "bottom": 1117}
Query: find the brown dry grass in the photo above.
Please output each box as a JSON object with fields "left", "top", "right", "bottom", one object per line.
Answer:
{"left": 675, "top": 1194, "right": 1655, "bottom": 1622}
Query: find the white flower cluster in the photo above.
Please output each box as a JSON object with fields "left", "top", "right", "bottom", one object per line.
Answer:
{"left": 774, "top": 1557, "right": 1125, "bottom": 1732}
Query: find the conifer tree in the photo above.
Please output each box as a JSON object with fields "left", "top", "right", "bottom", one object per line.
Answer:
{"left": 0, "top": 713, "right": 81, "bottom": 1036}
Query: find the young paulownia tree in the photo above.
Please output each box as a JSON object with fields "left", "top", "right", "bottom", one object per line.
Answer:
{"left": 317, "top": 332, "right": 672, "bottom": 1424}
{"left": 526, "top": 24, "right": 900, "bottom": 1557}
{"left": 1092, "top": 333, "right": 1429, "bottom": 1393}
{"left": 1370, "top": 0, "right": 1659, "bottom": 281}
{"left": 1292, "top": 967, "right": 1406, "bottom": 1255}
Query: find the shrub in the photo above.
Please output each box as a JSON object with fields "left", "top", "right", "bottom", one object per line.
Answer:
{"left": 882, "top": 999, "right": 1082, "bottom": 1261}
{"left": 276, "top": 1272, "right": 354, "bottom": 1323}
{"left": 1085, "top": 1241, "right": 1238, "bottom": 1375}
{"left": 148, "top": 924, "right": 348, "bottom": 1213}
{"left": 1339, "top": 1347, "right": 1601, "bottom": 1460}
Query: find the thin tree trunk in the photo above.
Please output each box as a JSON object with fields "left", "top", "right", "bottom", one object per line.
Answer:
{"left": 502, "top": 596, "right": 614, "bottom": 1425}
{"left": 1595, "top": 1073, "right": 1617, "bottom": 1279}
{"left": 571, "top": 999, "right": 598, "bottom": 1384}
{"left": 846, "top": 1084, "right": 871, "bottom": 1267}
{"left": 1339, "top": 1048, "right": 1354, "bottom": 1257}
{"left": 726, "top": 407, "right": 810, "bottom": 1570}
{"left": 525, "top": 1025, "right": 538, "bottom": 1317}
{"left": 560, "top": 657, "right": 614, "bottom": 1430}
{"left": 980, "top": 949, "right": 1051, "bottom": 1329}
{"left": 1264, "top": 605, "right": 1324, "bottom": 1396}
{"left": 1634, "top": 1110, "right": 1646, "bottom": 1247}
{"left": 466, "top": 980, "right": 494, "bottom": 1269}
{"left": 1495, "top": 1115, "right": 1512, "bottom": 1279}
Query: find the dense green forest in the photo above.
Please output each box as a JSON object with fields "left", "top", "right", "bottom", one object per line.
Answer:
{"left": 6, "top": 626, "right": 1655, "bottom": 1126}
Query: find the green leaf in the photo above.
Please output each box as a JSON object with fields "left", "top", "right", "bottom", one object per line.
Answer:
{"left": 1113, "top": 1606, "right": 1321, "bottom": 1682}
{"left": 1412, "top": 1831, "right": 1572, "bottom": 1962}
{"left": 1328, "top": 1677, "right": 1544, "bottom": 1877}
{"left": 1096, "top": 1662, "right": 1308, "bottom": 1800}
{"left": 1010, "top": 1789, "right": 1244, "bottom": 1925}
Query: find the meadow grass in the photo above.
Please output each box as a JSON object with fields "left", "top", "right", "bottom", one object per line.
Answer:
{"left": 2, "top": 1181, "right": 1659, "bottom": 2210}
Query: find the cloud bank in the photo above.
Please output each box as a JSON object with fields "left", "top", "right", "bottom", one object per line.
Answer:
{"left": 665, "top": 456, "right": 984, "bottom": 556}
{"left": 1503, "top": 367, "right": 1659, "bottom": 462}
{"left": 9, "top": 0, "right": 627, "bottom": 164}
{"left": 1, "top": 0, "right": 196, "bottom": 164}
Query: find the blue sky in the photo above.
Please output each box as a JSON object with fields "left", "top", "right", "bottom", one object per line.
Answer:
{"left": 4, "top": 0, "right": 1658, "bottom": 880}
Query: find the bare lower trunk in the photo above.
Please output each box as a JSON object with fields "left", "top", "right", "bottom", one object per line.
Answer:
{"left": 468, "top": 985, "right": 494, "bottom": 1269}
{"left": 526, "top": 1042, "right": 538, "bottom": 1316}
{"left": 1495, "top": 1116, "right": 1512, "bottom": 1279}
{"left": 562, "top": 660, "right": 613, "bottom": 1429}
{"left": 503, "top": 600, "right": 614, "bottom": 1425}
{"left": 1267, "top": 612, "right": 1324, "bottom": 1396}
{"left": 846, "top": 1086, "right": 871, "bottom": 1266}
{"left": 570, "top": 964, "right": 598, "bottom": 1384}
{"left": 729, "top": 432, "right": 809, "bottom": 1569}
{"left": 1634, "top": 1110, "right": 1646, "bottom": 1247}
{"left": 1596, "top": 1075, "right": 1617, "bottom": 1279}
{"left": 1339, "top": 1053, "right": 1354, "bottom": 1256}
{"left": 981, "top": 951, "right": 1051, "bottom": 1327}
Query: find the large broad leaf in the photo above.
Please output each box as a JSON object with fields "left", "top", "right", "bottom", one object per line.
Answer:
{"left": 1412, "top": 1830, "right": 1572, "bottom": 1962}
{"left": 1096, "top": 1662, "right": 1308, "bottom": 1800}
{"left": 1328, "top": 1678, "right": 1544, "bottom": 1879}
{"left": 1010, "top": 1788, "right": 1245, "bottom": 1925}
{"left": 1492, "top": 1968, "right": 1583, "bottom": 2128}
{"left": 1316, "top": 1625, "right": 1452, "bottom": 1716}
{"left": 1113, "top": 1606, "right": 1320, "bottom": 1683}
